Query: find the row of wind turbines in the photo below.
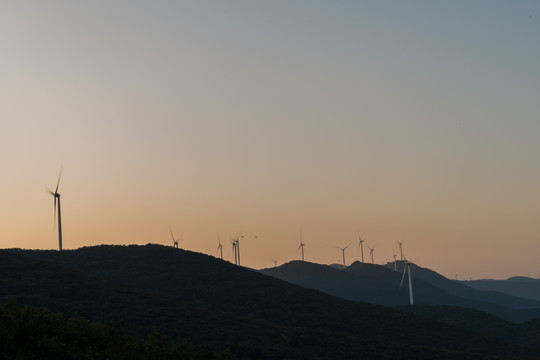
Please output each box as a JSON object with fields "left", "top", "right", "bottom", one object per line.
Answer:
{"left": 326, "top": 238, "right": 415, "bottom": 305}
{"left": 47, "top": 170, "right": 415, "bottom": 304}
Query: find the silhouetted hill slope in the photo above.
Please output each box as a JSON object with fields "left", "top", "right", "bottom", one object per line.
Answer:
{"left": 4, "top": 246, "right": 535, "bottom": 359}
{"left": 261, "top": 261, "right": 402, "bottom": 305}
{"left": 262, "top": 260, "right": 540, "bottom": 322}
{"left": 0, "top": 301, "right": 229, "bottom": 360}
{"left": 386, "top": 261, "right": 540, "bottom": 309}
{"left": 399, "top": 305, "right": 518, "bottom": 342}
{"left": 1, "top": 251, "right": 315, "bottom": 359}
{"left": 399, "top": 305, "right": 540, "bottom": 352}
{"left": 464, "top": 277, "right": 540, "bottom": 302}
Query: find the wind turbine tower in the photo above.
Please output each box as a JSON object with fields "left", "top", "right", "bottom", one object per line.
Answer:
{"left": 231, "top": 239, "right": 237, "bottom": 265}
{"left": 217, "top": 234, "right": 223, "bottom": 260}
{"left": 47, "top": 170, "right": 63, "bottom": 251}
{"left": 398, "top": 241, "right": 404, "bottom": 261}
{"left": 235, "top": 234, "right": 243, "bottom": 265}
{"left": 367, "top": 245, "right": 375, "bottom": 264}
{"left": 298, "top": 232, "right": 305, "bottom": 261}
{"left": 400, "top": 259, "right": 414, "bottom": 305}
{"left": 336, "top": 243, "right": 352, "bottom": 267}
{"left": 169, "top": 227, "right": 179, "bottom": 249}
{"left": 358, "top": 233, "right": 364, "bottom": 263}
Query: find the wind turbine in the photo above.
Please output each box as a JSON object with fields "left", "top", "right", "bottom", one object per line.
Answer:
{"left": 47, "top": 169, "right": 63, "bottom": 251}
{"left": 231, "top": 239, "right": 237, "bottom": 265}
{"left": 336, "top": 242, "right": 352, "bottom": 267}
{"left": 169, "top": 227, "right": 180, "bottom": 249}
{"left": 235, "top": 234, "right": 243, "bottom": 266}
{"left": 272, "top": 257, "right": 279, "bottom": 267}
{"left": 398, "top": 241, "right": 404, "bottom": 261}
{"left": 357, "top": 233, "right": 364, "bottom": 263}
{"left": 230, "top": 234, "right": 243, "bottom": 266}
{"left": 366, "top": 245, "right": 375, "bottom": 264}
{"left": 217, "top": 234, "right": 223, "bottom": 260}
{"left": 393, "top": 249, "right": 398, "bottom": 271}
{"left": 298, "top": 232, "right": 305, "bottom": 261}
{"left": 400, "top": 258, "right": 414, "bottom": 305}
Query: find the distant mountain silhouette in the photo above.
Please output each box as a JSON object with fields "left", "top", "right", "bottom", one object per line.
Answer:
{"left": 464, "top": 277, "right": 540, "bottom": 302}
{"left": 385, "top": 261, "right": 540, "bottom": 310}
{"left": 2, "top": 245, "right": 539, "bottom": 359}
{"left": 261, "top": 260, "right": 540, "bottom": 322}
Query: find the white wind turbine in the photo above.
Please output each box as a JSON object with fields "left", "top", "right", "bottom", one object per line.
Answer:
{"left": 336, "top": 242, "right": 352, "bottom": 267}
{"left": 47, "top": 169, "right": 63, "bottom": 251}
{"left": 231, "top": 239, "right": 237, "bottom": 265}
{"left": 366, "top": 244, "right": 375, "bottom": 264}
{"left": 400, "top": 258, "right": 414, "bottom": 305}
{"left": 235, "top": 234, "right": 243, "bottom": 265}
{"left": 357, "top": 233, "right": 364, "bottom": 263}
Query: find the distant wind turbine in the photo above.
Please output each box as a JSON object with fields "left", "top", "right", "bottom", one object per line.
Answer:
{"left": 231, "top": 239, "right": 237, "bottom": 265}
{"left": 298, "top": 232, "right": 305, "bottom": 261}
{"left": 235, "top": 234, "right": 243, "bottom": 266}
{"left": 336, "top": 242, "right": 352, "bottom": 267}
{"left": 47, "top": 169, "right": 63, "bottom": 251}
{"left": 169, "top": 227, "right": 180, "bottom": 249}
{"left": 398, "top": 241, "right": 404, "bottom": 261}
{"left": 392, "top": 248, "right": 398, "bottom": 271}
{"left": 272, "top": 257, "right": 279, "bottom": 267}
{"left": 400, "top": 259, "right": 414, "bottom": 305}
{"left": 357, "top": 233, "right": 364, "bottom": 263}
{"left": 217, "top": 234, "right": 223, "bottom": 260}
{"left": 367, "top": 245, "right": 375, "bottom": 264}
{"left": 230, "top": 234, "right": 243, "bottom": 266}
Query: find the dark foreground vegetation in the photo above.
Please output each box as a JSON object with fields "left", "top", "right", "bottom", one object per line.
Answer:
{"left": 0, "top": 301, "right": 230, "bottom": 360}
{"left": 1, "top": 245, "right": 540, "bottom": 359}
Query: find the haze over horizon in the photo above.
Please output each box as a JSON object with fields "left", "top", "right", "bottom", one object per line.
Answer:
{"left": 1, "top": 1, "right": 539, "bottom": 280}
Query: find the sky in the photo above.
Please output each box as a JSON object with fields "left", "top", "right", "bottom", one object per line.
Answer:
{"left": 1, "top": 1, "right": 539, "bottom": 279}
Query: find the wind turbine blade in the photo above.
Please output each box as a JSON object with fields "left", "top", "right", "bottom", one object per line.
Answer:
{"left": 169, "top": 227, "right": 175, "bottom": 242}
{"left": 46, "top": 187, "right": 55, "bottom": 195}
{"left": 344, "top": 242, "right": 352, "bottom": 250}
{"left": 55, "top": 168, "right": 63, "bottom": 193}
{"left": 400, "top": 263, "right": 408, "bottom": 288}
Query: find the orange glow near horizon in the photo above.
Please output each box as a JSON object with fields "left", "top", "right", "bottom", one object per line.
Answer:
{"left": 1, "top": 1, "right": 539, "bottom": 280}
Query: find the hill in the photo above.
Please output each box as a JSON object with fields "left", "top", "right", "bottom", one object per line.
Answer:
{"left": 464, "top": 277, "right": 540, "bottom": 302}
{"left": 262, "top": 260, "right": 540, "bottom": 322}
{"left": 2, "top": 245, "right": 538, "bottom": 359}
{"left": 385, "top": 261, "right": 540, "bottom": 310}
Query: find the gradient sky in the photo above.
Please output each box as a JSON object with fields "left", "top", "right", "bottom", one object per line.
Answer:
{"left": 1, "top": 1, "right": 539, "bottom": 279}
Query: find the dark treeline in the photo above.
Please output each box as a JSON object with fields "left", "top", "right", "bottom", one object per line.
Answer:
{"left": 0, "top": 301, "right": 230, "bottom": 360}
